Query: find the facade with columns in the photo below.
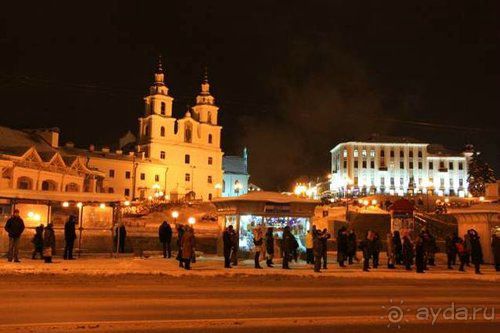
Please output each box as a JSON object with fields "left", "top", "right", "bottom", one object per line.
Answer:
{"left": 72, "top": 61, "right": 224, "bottom": 201}
{"left": 329, "top": 135, "right": 471, "bottom": 197}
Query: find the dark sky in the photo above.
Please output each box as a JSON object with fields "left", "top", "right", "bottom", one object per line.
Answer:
{"left": 0, "top": 1, "right": 499, "bottom": 190}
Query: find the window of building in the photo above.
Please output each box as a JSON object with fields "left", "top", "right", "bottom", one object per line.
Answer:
{"left": 144, "top": 125, "right": 150, "bottom": 137}
{"left": 449, "top": 162, "right": 454, "bottom": 170}
{"left": 362, "top": 161, "right": 367, "bottom": 168}
{"left": 409, "top": 151, "right": 413, "bottom": 158}
{"left": 458, "top": 162, "right": 463, "bottom": 170}
{"left": 380, "top": 150, "right": 385, "bottom": 157}
{"left": 140, "top": 173, "right": 145, "bottom": 180}
{"left": 343, "top": 149, "right": 348, "bottom": 158}
{"left": 429, "top": 162, "right": 434, "bottom": 170}
{"left": 390, "top": 177, "right": 395, "bottom": 186}
{"left": 354, "top": 161, "right": 359, "bottom": 168}
{"left": 208, "top": 176, "right": 212, "bottom": 184}
{"left": 440, "top": 161, "right": 445, "bottom": 169}
{"left": 370, "top": 150, "right": 375, "bottom": 157}
{"left": 160, "top": 102, "right": 166, "bottom": 115}
{"left": 65, "top": 183, "right": 79, "bottom": 192}
{"left": 185, "top": 173, "right": 191, "bottom": 182}
{"left": 108, "top": 187, "right": 114, "bottom": 193}
{"left": 184, "top": 124, "right": 192, "bottom": 143}
{"left": 400, "top": 178, "right": 404, "bottom": 185}
{"left": 160, "top": 151, "right": 166, "bottom": 159}
{"left": 418, "top": 162, "right": 422, "bottom": 169}
{"left": 418, "top": 178, "right": 422, "bottom": 186}
{"left": 343, "top": 160, "right": 347, "bottom": 169}
{"left": 160, "top": 126, "right": 165, "bottom": 137}
{"left": 409, "top": 161, "right": 414, "bottom": 169}
{"left": 418, "top": 150, "right": 423, "bottom": 158}
{"left": 208, "top": 134, "right": 213, "bottom": 144}
{"left": 155, "top": 175, "right": 160, "bottom": 182}
{"left": 399, "top": 150, "right": 403, "bottom": 158}
{"left": 124, "top": 188, "right": 130, "bottom": 197}
{"left": 354, "top": 149, "right": 358, "bottom": 157}
{"left": 41, "top": 180, "right": 57, "bottom": 191}
{"left": 185, "top": 154, "right": 190, "bottom": 164}
{"left": 17, "top": 177, "right": 33, "bottom": 190}
{"left": 400, "top": 161, "right": 404, "bottom": 169}
{"left": 144, "top": 149, "right": 149, "bottom": 158}
{"left": 459, "top": 179, "right": 463, "bottom": 186}
{"left": 362, "top": 149, "right": 367, "bottom": 157}
{"left": 449, "top": 178, "right": 453, "bottom": 186}
{"left": 391, "top": 150, "right": 395, "bottom": 158}
{"left": 370, "top": 161, "right": 375, "bottom": 169}
{"left": 440, "top": 178, "right": 445, "bottom": 186}
{"left": 208, "top": 157, "right": 213, "bottom": 165}
{"left": 380, "top": 177, "right": 385, "bottom": 186}
{"left": 125, "top": 171, "right": 131, "bottom": 179}
{"left": 109, "top": 169, "right": 115, "bottom": 178}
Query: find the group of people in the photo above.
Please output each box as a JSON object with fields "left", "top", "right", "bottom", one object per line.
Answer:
{"left": 4, "top": 209, "right": 78, "bottom": 263}
{"left": 445, "top": 229, "right": 485, "bottom": 274}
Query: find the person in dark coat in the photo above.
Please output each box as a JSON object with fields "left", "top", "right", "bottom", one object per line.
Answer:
{"left": 4, "top": 209, "right": 25, "bottom": 262}
{"left": 312, "top": 229, "right": 323, "bottom": 273}
{"left": 425, "top": 230, "right": 437, "bottom": 266}
{"left": 359, "top": 231, "right": 373, "bottom": 272}
{"left": 282, "top": 226, "right": 298, "bottom": 269}
{"left": 43, "top": 223, "right": 56, "bottom": 263}
{"left": 321, "top": 228, "right": 331, "bottom": 269}
{"left": 158, "top": 221, "right": 173, "bottom": 258}
{"left": 337, "top": 227, "right": 348, "bottom": 267}
{"left": 222, "top": 225, "right": 234, "bottom": 268}
{"left": 230, "top": 227, "right": 239, "bottom": 266}
{"left": 445, "top": 232, "right": 459, "bottom": 269}
{"left": 456, "top": 237, "right": 468, "bottom": 272}
{"left": 265, "top": 227, "right": 275, "bottom": 267}
{"left": 114, "top": 224, "right": 127, "bottom": 253}
{"left": 402, "top": 233, "right": 414, "bottom": 271}
{"left": 415, "top": 234, "right": 426, "bottom": 273}
{"left": 392, "top": 231, "right": 403, "bottom": 265}
{"left": 176, "top": 224, "right": 185, "bottom": 267}
{"left": 492, "top": 232, "right": 500, "bottom": 272}
{"left": 32, "top": 224, "right": 44, "bottom": 259}
{"left": 371, "top": 232, "right": 382, "bottom": 268}
{"left": 468, "top": 229, "right": 483, "bottom": 274}
{"left": 346, "top": 229, "right": 357, "bottom": 264}
{"left": 64, "top": 215, "right": 77, "bottom": 260}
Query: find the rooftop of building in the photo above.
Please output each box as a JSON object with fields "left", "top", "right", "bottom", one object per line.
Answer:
{"left": 0, "top": 126, "right": 57, "bottom": 156}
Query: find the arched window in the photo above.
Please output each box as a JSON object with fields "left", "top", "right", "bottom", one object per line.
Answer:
{"left": 207, "top": 111, "right": 212, "bottom": 124}
{"left": 41, "top": 180, "right": 58, "bottom": 191}
{"left": 208, "top": 134, "right": 213, "bottom": 144}
{"left": 160, "top": 126, "right": 165, "bottom": 137}
{"left": 160, "top": 102, "right": 166, "bottom": 115}
{"left": 17, "top": 176, "right": 33, "bottom": 190}
{"left": 144, "top": 125, "right": 150, "bottom": 137}
{"left": 65, "top": 183, "right": 80, "bottom": 192}
{"left": 184, "top": 123, "right": 192, "bottom": 143}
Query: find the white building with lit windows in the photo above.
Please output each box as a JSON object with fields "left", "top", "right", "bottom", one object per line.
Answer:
{"left": 330, "top": 135, "right": 471, "bottom": 197}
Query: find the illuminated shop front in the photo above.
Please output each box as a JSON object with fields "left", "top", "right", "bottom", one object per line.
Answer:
{"left": 213, "top": 191, "right": 318, "bottom": 252}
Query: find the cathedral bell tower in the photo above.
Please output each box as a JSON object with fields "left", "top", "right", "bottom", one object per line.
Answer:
{"left": 191, "top": 68, "right": 219, "bottom": 125}
{"left": 143, "top": 56, "right": 174, "bottom": 118}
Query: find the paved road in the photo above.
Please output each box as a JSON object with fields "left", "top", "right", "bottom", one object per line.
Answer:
{"left": 0, "top": 274, "right": 498, "bottom": 332}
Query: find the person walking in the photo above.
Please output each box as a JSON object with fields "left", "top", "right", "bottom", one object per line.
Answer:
{"left": 32, "top": 224, "right": 44, "bottom": 260}
{"left": 312, "top": 228, "right": 323, "bottom": 273}
{"left": 456, "top": 237, "right": 468, "bottom": 272}
{"left": 5, "top": 209, "right": 25, "bottom": 263}
{"left": 386, "top": 232, "right": 395, "bottom": 269}
{"left": 346, "top": 229, "right": 357, "bottom": 264}
{"left": 492, "top": 232, "right": 500, "bottom": 272}
{"left": 371, "top": 232, "right": 381, "bottom": 268}
{"left": 282, "top": 226, "right": 298, "bottom": 269}
{"left": 402, "top": 232, "right": 414, "bottom": 271}
{"left": 359, "top": 231, "right": 373, "bottom": 272}
{"left": 305, "top": 230, "right": 314, "bottom": 264}
{"left": 158, "top": 221, "right": 173, "bottom": 258}
{"left": 468, "top": 229, "right": 483, "bottom": 274}
{"left": 265, "top": 227, "right": 275, "bottom": 267}
{"left": 43, "top": 223, "right": 56, "bottom": 263}
{"left": 181, "top": 226, "right": 195, "bottom": 270}
{"left": 114, "top": 223, "right": 127, "bottom": 253}
{"left": 415, "top": 234, "right": 426, "bottom": 273}
{"left": 222, "top": 225, "right": 233, "bottom": 268}
{"left": 392, "top": 230, "right": 403, "bottom": 265}
{"left": 445, "top": 232, "right": 459, "bottom": 269}
{"left": 64, "top": 215, "right": 77, "bottom": 260}
{"left": 336, "top": 226, "right": 348, "bottom": 267}
{"left": 176, "top": 224, "right": 185, "bottom": 267}
{"left": 321, "top": 228, "right": 331, "bottom": 269}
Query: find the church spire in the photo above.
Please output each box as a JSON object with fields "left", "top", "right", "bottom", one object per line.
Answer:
{"left": 200, "top": 66, "right": 210, "bottom": 95}
{"left": 154, "top": 55, "right": 165, "bottom": 84}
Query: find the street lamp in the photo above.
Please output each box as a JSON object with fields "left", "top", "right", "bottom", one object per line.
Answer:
{"left": 188, "top": 216, "right": 196, "bottom": 225}
{"left": 171, "top": 210, "right": 179, "bottom": 224}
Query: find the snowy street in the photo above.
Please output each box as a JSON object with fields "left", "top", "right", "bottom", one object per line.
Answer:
{"left": 0, "top": 256, "right": 498, "bottom": 332}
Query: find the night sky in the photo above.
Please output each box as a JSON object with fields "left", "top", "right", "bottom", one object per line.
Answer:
{"left": 0, "top": 1, "right": 498, "bottom": 190}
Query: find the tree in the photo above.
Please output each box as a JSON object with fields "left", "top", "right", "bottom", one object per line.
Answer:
{"left": 467, "top": 151, "right": 496, "bottom": 197}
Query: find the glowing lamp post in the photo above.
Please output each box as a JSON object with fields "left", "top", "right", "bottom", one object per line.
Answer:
{"left": 171, "top": 210, "right": 179, "bottom": 224}
{"left": 188, "top": 216, "right": 196, "bottom": 226}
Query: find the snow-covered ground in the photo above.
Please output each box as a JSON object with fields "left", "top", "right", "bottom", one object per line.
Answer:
{"left": 0, "top": 254, "right": 497, "bottom": 282}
